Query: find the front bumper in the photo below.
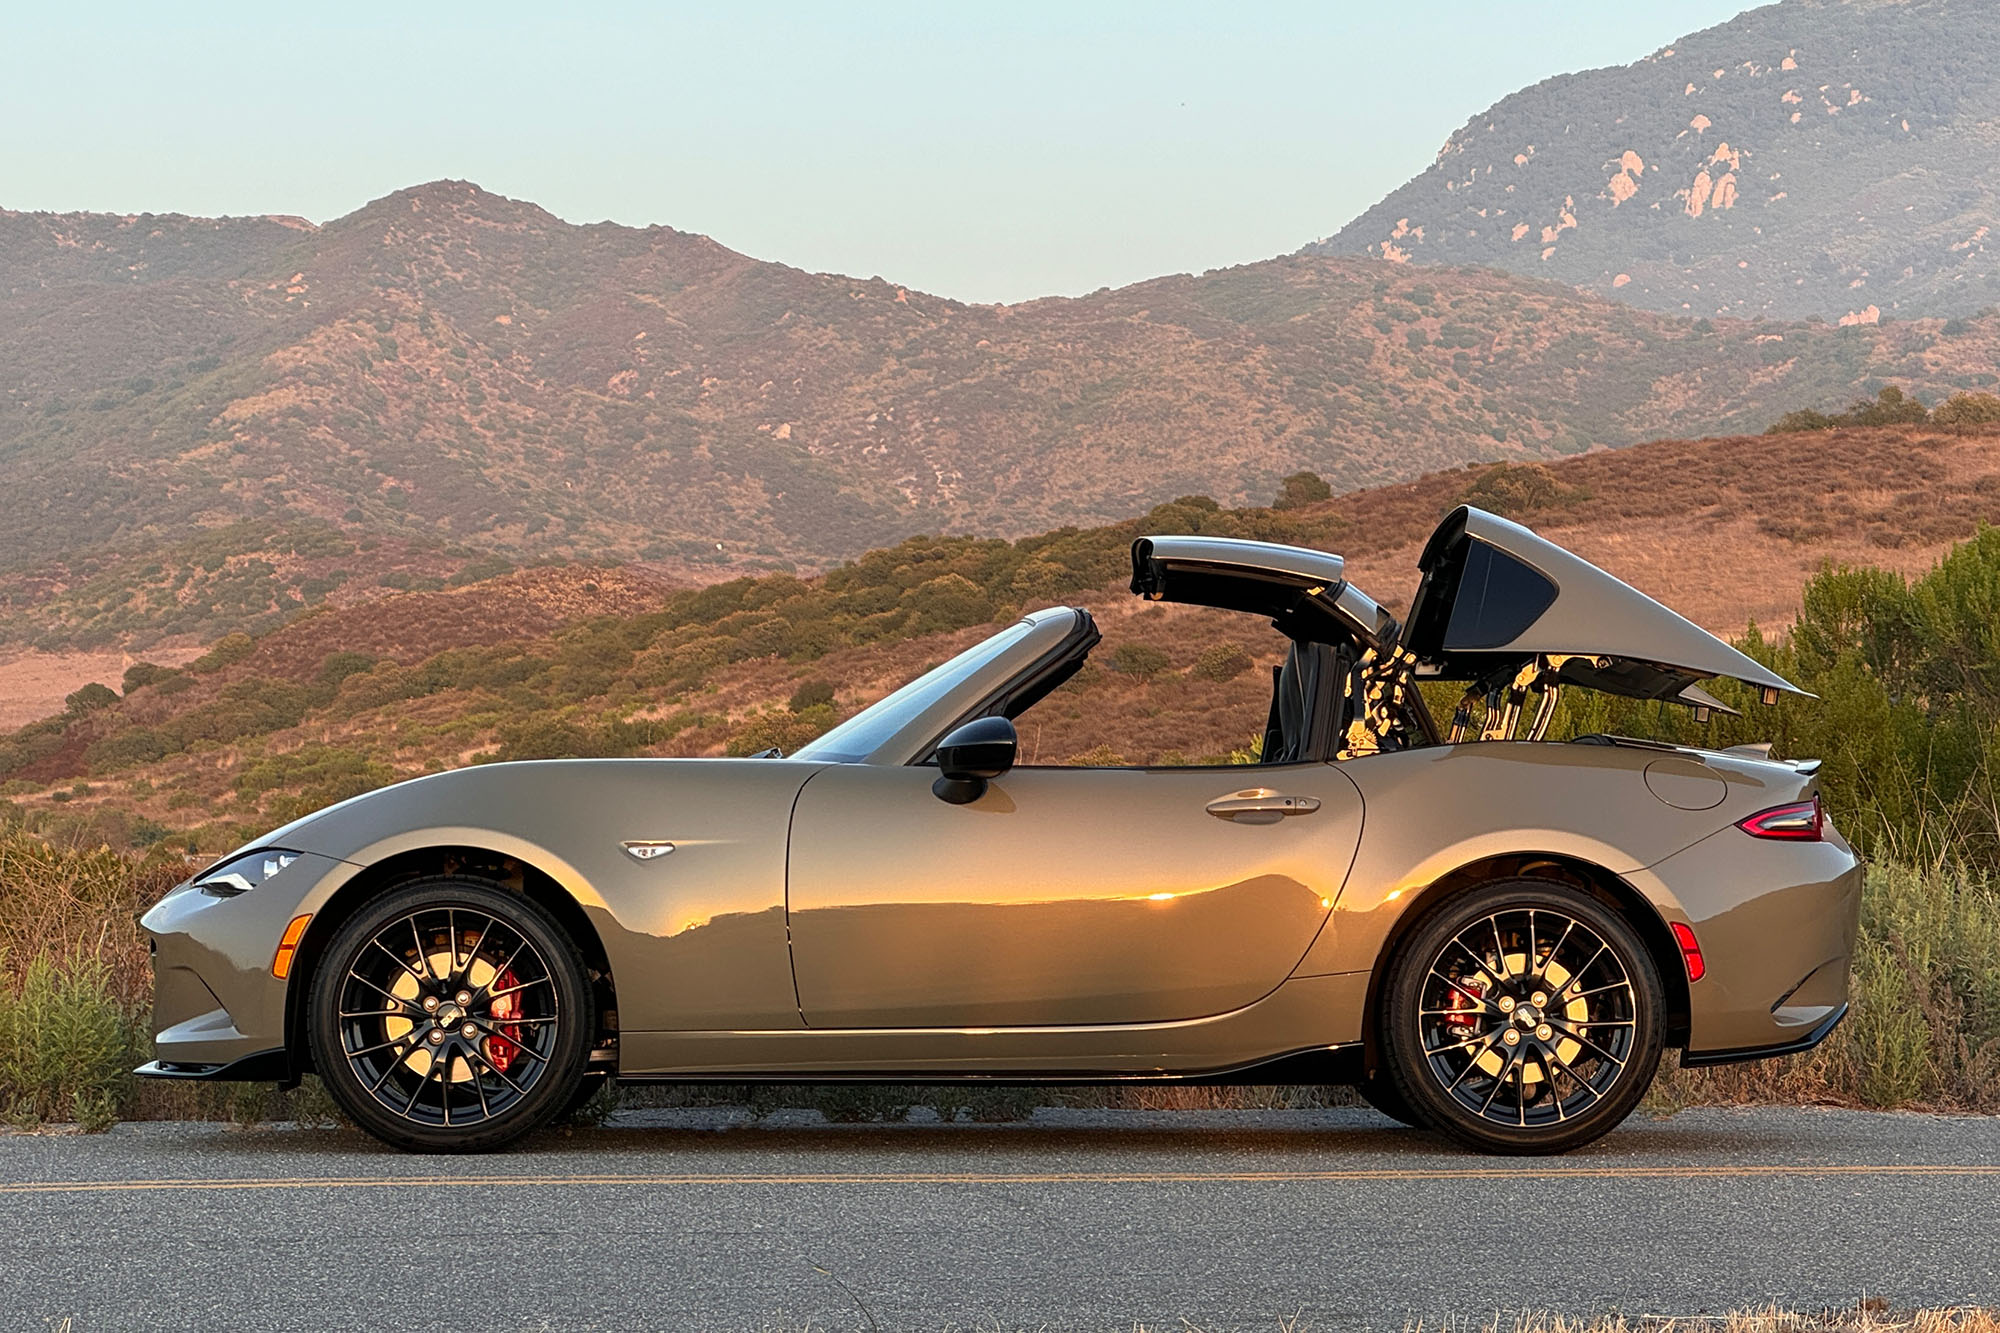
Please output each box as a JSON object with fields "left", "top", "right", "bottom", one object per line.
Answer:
{"left": 134, "top": 1050, "right": 291, "bottom": 1082}
{"left": 138, "top": 851, "right": 353, "bottom": 1073}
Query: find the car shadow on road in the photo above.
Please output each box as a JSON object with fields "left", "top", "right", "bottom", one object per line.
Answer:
{"left": 174, "top": 1106, "right": 1780, "bottom": 1166}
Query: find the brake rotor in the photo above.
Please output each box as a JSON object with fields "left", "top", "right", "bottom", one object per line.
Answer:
{"left": 1468, "top": 953, "right": 1587, "bottom": 1084}
{"left": 385, "top": 939, "right": 503, "bottom": 1083}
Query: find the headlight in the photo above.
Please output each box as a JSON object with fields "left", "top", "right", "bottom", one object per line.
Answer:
{"left": 196, "top": 849, "right": 301, "bottom": 897}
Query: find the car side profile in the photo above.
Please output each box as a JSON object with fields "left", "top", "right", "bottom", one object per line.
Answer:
{"left": 139, "top": 506, "right": 1861, "bottom": 1154}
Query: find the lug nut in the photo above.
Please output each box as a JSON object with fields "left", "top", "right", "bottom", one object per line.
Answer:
{"left": 456, "top": 991, "right": 472, "bottom": 1006}
{"left": 1530, "top": 992, "right": 1547, "bottom": 1007}
{"left": 427, "top": 1029, "right": 445, "bottom": 1045}
{"left": 462, "top": 1023, "right": 478, "bottom": 1038}
{"left": 1536, "top": 1023, "right": 1553, "bottom": 1041}
{"left": 1498, "top": 996, "right": 1517, "bottom": 1013}
{"left": 422, "top": 995, "right": 440, "bottom": 1012}
{"left": 1502, "top": 1029, "right": 1521, "bottom": 1046}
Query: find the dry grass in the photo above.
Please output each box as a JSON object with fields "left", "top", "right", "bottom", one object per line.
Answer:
{"left": 756, "top": 1308, "right": 2000, "bottom": 1333}
{"left": 1392, "top": 1308, "right": 2000, "bottom": 1333}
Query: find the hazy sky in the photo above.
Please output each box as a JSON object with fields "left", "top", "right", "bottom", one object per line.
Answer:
{"left": 2, "top": 1, "right": 1751, "bottom": 304}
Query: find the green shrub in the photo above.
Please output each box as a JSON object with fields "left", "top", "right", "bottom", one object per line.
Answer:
{"left": 1192, "top": 641, "right": 1253, "bottom": 682}
{"left": 64, "top": 683, "right": 118, "bottom": 714}
{"left": 1460, "top": 461, "right": 1589, "bottom": 516}
{"left": 1272, "top": 470, "right": 1332, "bottom": 510}
{"left": 788, "top": 678, "right": 836, "bottom": 712}
{"left": 1933, "top": 391, "right": 2000, "bottom": 429}
{"left": 233, "top": 744, "right": 396, "bottom": 820}
{"left": 0, "top": 948, "right": 146, "bottom": 1126}
{"left": 316, "top": 650, "right": 378, "bottom": 690}
{"left": 187, "top": 632, "right": 255, "bottom": 674}
{"left": 491, "top": 716, "right": 594, "bottom": 761}
{"left": 902, "top": 573, "right": 993, "bottom": 635}
{"left": 1766, "top": 385, "right": 1931, "bottom": 433}
{"left": 447, "top": 555, "right": 517, "bottom": 587}
{"left": 1066, "top": 743, "right": 1128, "bottom": 766}
{"left": 120, "top": 662, "right": 178, "bottom": 695}
{"left": 725, "top": 704, "right": 835, "bottom": 757}
{"left": 1110, "top": 642, "right": 1171, "bottom": 677}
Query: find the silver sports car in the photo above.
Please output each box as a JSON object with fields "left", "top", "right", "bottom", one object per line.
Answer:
{"left": 139, "top": 506, "right": 1861, "bottom": 1154}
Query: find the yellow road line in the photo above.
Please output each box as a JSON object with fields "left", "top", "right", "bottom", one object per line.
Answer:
{"left": 1, "top": 1163, "right": 1997, "bottom": 1195}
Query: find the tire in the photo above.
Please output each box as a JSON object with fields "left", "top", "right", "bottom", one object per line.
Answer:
{"left": 309, "top": 877, "right": 592, "bottom": 1153}
{"left": 1355, "top": 1071, "right": 1425, "bottom": 1128}
{"left": 1378, "top": 879, "right": 1664, "bottom": 1155}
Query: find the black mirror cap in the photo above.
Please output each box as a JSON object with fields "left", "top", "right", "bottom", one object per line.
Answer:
{"left": 933, "top": 715, "right": 1018, "bottom": 803}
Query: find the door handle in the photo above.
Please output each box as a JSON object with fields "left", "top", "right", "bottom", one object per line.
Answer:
{"left": 1205, "top": 789, "right": 1322, "bottom": 822}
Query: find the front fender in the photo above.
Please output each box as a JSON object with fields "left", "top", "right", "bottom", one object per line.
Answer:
{"left": 145, "top": 759, "right": 829, "bottom": 1073}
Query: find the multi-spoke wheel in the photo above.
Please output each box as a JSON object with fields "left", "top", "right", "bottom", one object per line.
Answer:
{"left": 309, "top": 879, "right": 591, "bottom": 1153}
{"left": 1379, "top": 881, "right": 1663, "bottom": 1154}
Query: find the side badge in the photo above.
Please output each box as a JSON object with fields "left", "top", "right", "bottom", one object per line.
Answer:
{"left": 622, "top": 840, "right": 676, "bottom": 862}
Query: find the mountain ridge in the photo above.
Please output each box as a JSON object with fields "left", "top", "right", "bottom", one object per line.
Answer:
{"left": 1304, "top": 0, "right": 2000, "bottom": 320}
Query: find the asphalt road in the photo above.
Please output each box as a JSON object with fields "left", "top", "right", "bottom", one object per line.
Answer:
{"left": 0, "top": 1105, "right": 1994, "bottom": 1332}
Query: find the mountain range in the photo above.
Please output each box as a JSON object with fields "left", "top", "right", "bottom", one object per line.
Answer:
{"left": 1305, "top": 0, "right": 2000, "bottom": 320}
{"left": 4, "top": 0, "right": 1999, "bottom": 664}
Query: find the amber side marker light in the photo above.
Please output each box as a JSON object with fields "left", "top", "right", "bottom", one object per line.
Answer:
{"left": 271, "top": 914, "right": 313, "bottom": 979}
{"left": 1737, "top": 795, "right": 1825, "bottom": 841}
{"left": 1669, "top": 921, "right": 1706, "bottom": 983}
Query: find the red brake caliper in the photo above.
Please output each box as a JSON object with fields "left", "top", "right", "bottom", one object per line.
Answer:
{"left": 1444, "top": 979, "right": 1484, "bottom": 1035}
{"left": 487, "top": 968, "right": 522, "bottom": 1073}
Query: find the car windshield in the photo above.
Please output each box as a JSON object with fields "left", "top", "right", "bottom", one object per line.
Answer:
{"left": 791, "top": 619, "right": 1041, "bottom": 763}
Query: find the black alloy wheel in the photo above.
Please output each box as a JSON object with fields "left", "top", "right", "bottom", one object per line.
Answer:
{"left": 309, "top": 878, "right": 591, "bottom": 1153}
{"left": 1380, "top": 880, "right": 1664, "bottom": 1154}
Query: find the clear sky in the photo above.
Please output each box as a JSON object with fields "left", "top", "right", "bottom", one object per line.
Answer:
{"left": 1, "top": 1, "right": 1753, "bottom": 304}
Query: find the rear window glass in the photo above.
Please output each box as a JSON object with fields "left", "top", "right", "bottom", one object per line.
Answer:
{"left": 1442, "top": 542, "right": 1558, "bottom": 650}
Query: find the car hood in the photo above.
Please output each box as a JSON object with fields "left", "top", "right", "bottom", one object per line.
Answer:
{"left": 223, "top": 757, "right": 831, "bottom": 865}
{"left": 1400, "top": 505, "right": 1807, "bottom": 705}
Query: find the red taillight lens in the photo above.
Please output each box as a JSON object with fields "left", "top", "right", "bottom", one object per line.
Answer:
{"left": 1737, "top": 796, "right": 1823, "bottom": 841}
{"left": 1669, "top": 921, "right": 1706, "bottom": 982}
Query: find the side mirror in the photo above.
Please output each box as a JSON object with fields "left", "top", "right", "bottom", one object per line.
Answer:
{"left": 932, "top": 716, "right": 1017, "bottom": 804}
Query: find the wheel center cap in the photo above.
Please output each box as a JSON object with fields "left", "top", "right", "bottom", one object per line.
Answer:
{"left": 1514, "top": 1004, "right": 1541, "bottom": 1028}
{"left": 436, "top": 1002, "right": 466, "bottom": 1027}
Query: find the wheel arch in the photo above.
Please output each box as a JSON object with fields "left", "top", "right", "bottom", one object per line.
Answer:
{"left": 283, "top": 844, "right": 619, "bottom": 1076}
{"left": 1357, "top": 851, "right": 1691, "bottom": 1077}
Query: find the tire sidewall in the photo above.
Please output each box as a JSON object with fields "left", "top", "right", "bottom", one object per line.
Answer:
{"left": 1381, "top": 880, "right": 1665, "bottom": 1155}
{"left": 308, "top": 877, "right": 593, "bottom": 1153}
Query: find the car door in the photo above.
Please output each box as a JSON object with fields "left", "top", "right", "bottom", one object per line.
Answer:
{"left": 785, "top": 760, "right": 1364, "bottom": 1029}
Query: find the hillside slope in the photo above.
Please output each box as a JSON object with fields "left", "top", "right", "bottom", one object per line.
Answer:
{"left": 1304, "top": 0, "right": 2000, "bottom": 320}
{"left": 8, "top": 179, "right": 2000, "bottom": 648}
{"left": 4, "top": 419, "right": 1995, "bottom": 853}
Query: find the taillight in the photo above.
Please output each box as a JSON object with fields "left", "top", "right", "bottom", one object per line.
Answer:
{"left": 1737, "top": 796, "right": 1823, "bottom": 841}
{"left": 1669, "top": 921, "right": 1706, "bottom": 982}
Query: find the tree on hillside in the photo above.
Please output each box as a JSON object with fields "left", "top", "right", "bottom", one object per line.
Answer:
{"left": 1272, "top": 471, "right": 1332, "bottom": 510}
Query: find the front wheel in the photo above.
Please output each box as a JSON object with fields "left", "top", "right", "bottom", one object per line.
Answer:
{"left": 309, "top": 878, "right": 592, "bottom": 1153}
{"left": 1378, "top": 880, "right": 1664, "bottom": 1155}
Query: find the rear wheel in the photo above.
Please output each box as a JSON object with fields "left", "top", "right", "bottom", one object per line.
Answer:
{"left": 1379, "top": 880, "right": 1663, "bottom": 1155}
{"left": 309, "top": 878, "right": 591, "bottom": 1153}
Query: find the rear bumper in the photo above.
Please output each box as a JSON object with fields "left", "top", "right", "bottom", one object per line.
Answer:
{"left": 1680, "top": 1001, "right": 1848, "bottom": 1068}
{"left": 1636, "top": 823, "right": 1863, "bottom": 1056}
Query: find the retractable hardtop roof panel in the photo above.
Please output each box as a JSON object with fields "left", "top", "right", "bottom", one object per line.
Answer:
{"left": 1130, "top": 536, "right": 1398, "bottom": 650}
{"left": 1401, "top": 506, "right": 1807, "bottom": 706}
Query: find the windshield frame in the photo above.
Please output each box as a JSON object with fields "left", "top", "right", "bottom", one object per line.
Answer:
{"left": 791, "top": 608, "right": 1088, "bottom": 765}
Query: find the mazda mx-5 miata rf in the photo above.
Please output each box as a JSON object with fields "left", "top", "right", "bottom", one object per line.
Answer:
{"left": 139, "top": 506, "right": 1860, "bottom": 1154}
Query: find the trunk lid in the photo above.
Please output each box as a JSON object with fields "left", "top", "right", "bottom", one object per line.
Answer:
{"left": 1401, "top": 505, "right": 1807, "bottom": 707}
